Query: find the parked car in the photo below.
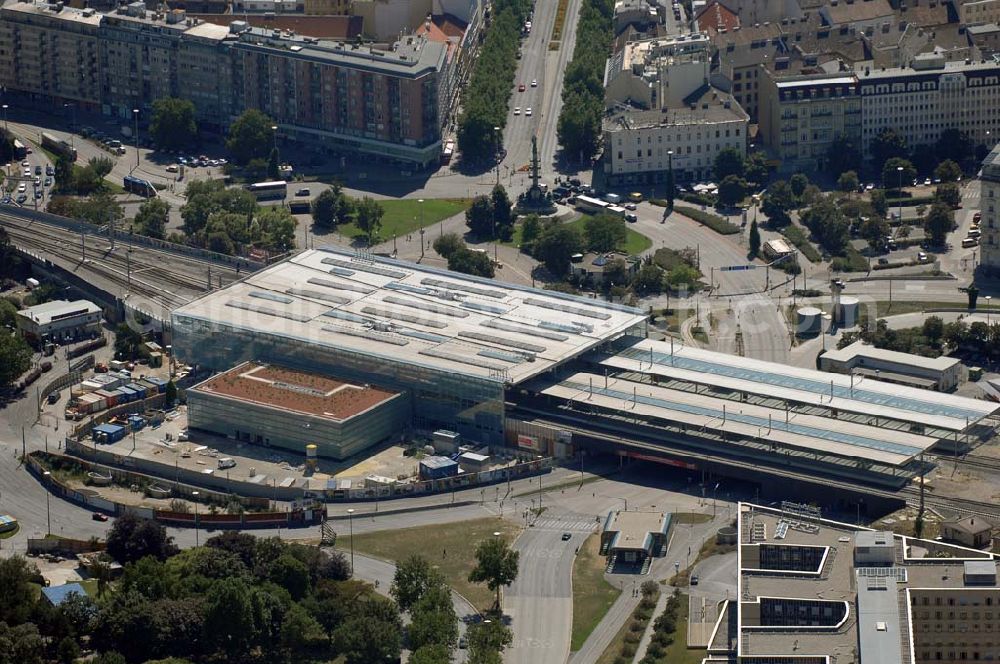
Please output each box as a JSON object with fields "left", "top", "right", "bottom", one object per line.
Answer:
{"left": 295, "top": 187, "right": 311, "bottom": 197}
{"left": 92, "top": 513, "right": 108, "bottom": 522}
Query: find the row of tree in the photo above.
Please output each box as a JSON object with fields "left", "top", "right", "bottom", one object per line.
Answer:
{"left": 456, "top": 0, "right": 531, "bottom": 163}
{"left": 309, "top": 184, "right": 385, "bottom": 245}
{"left": 711, "top": 148, "right": 770, "bottom": 208}
{"left": 840, "top": 316, "right": 1000, "bottom": 361}
{"left": 179, "top": 180, "right": 295, "bottom": 256}
{"left": 466, "top": 185, "right": 514, "bottom": 240}
{"left": 826, "top": 127, "right": 984, "bottom": 181}
{"left": 556, "top": 0, "right": 614, "bottom": 162}
{"left": 522, "top": 213, "right": 632, "bottom": 276}
{"left": 433, "top": 233, "right": 496, "bottom": 278}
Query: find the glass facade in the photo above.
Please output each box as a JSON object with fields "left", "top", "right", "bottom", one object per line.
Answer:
{"left": 173, "top": 314, "right": 506, "bottom": 446}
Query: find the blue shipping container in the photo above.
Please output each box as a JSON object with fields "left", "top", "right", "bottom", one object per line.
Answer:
{"left": 419, "top": 456, "right": 458, "bottom": 481}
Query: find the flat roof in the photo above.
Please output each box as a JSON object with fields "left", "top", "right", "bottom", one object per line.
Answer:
{"left": 172, "top": 247, "right": 646, "bottom": 384}
{"left": 822, "top": 340, "right": 962, "bottom": 372}
{"left": 17, "top": 299, "right": 101, "bottom": 325}
{"left": 737, "top": 503, "right": 999, "bottom": 662}
{"left": 532, "top": 372, "right": 939, "bottom": 467}
{"left": 190, "top": 361, "right": 400, "bottom": 421}
{"left": 596, "top": 338, "right": 997, "bottom": 431}
{"left": 605, "top": 510, "right": 668, "bottom": 550}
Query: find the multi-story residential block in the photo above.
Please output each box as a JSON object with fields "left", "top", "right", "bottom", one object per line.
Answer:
{"left": 605, "top": 33, "right": 714, "bottom": 110}
{"left": 819, "top": 0, "right": 895, "bottom": 31}
{"left": 0, "top": 0, "right": 453, "bottom": 167}
{"left": 0, "top": 1, "right": 102, "bottom": 111}
{"left": 956, "top": 0, "right": 1000, "bottom": 26}
{"left": 759, "top": 68, "right": 861, "bottom": 172}
{"left": 857, "top": 53, "right": 1000, "bottom": 157}
{"left": 979, "top": 144, "right": 1000, "bottom": 272}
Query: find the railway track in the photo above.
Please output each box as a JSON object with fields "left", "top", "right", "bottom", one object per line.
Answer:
{"left": 946, "top": 453, "right": 1000, "bottom": 473}
{"left": 1, "top": 214, "right": 240, "bottom": 308}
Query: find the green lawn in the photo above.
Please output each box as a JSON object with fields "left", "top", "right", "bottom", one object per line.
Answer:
{"left": 571, "top": 533, "right": 621, "bottom": 651}
{"left": 78, "top": 578, "right": 100, "bottom": 597}
{"left": 671, "top": 512, "right": 712, "bottom": 525}
{"left": 348, "top": 517, "right": 522, "bottom": 613}
{"left": 566, "top": 217, "right": 652, "bottom": 255}
{"left": 337, "top": 198, "right": 471, "bottom": 243}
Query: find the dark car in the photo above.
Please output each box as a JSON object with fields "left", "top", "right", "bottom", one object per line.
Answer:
{"left": 295, "top": 188, "right": 311, "bottom": 197}
{"left": 92, "top": 513, "right": 109, "bottom": 522}
{"left": 562, "top": 532, "right": 572, "bottom": 541}
{"left": 690, "top": 575, "right": 699, "bottom": 585}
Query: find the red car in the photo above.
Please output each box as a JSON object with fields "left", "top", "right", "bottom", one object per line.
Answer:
{"left": 518, "top": 83, "right": 525, "bottom": 92}
{"left": 92, "top": 513, "right": 108, "bottom": 522}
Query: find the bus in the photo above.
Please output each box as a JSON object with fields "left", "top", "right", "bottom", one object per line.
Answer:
{"left": 575, "top": 194, "right": 611, "bottom": 214}
{"left": 40, "top": 132, "right": 77, "bottom": 162}
{"left": 441, "top": 140, "right": 454, "bottom": 165}
{"left": 12, "top": 139, "right": 26, "bottom": 160}
{"left": 245, "top": 180, "right": 288, "bottom": 200}
{"left": 123, "top": 175, "right": 157, "bottom": 198}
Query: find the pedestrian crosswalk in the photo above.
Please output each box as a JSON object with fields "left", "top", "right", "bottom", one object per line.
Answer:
{"left": 529, "top": 513, "right": 599, "bottom": 532}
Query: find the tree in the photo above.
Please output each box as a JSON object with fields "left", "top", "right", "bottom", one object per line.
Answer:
{"left": 860, "top": 215, "right": 890, "bottom": 251}
{"left": 789, "top": 173, "right": 809, "bottom": 200}
{"left": 713, "top": 148, "right": 745, "bottom": 181}
{"left": 491, "top": 184, "right": 513, "bottom": 239}
{"left": 584, "top": 214, "right": 627, "bottom": 252}
{"left": 267, "top": 147, "right": 280, "bottom": 181}
{"left": 0, "top": 332, "right": 32, "bottom": 391}
{"left": 133, "top": 198, "right": 170, "bottom": 239}
{"left": 88, "top": 155, "right": 115, "bottom": 179}
{"left": 748, "top": 219, "right": 761, "bottom": 258}
{"left": 910, "top": 143, "right": 938, "bottom": 176}
{"left": 717, "top": 175, "right": 747, "bottom": 208}
{"left": 923, "top": 316, "right": 945, "bottom": 347}
{"left": 0, "top": 622, "right": 44, "bottom": 664}
{"left": 354, "top": 197, "right": 384, "bottom": 246}
{"left": 934, "top": 159, "right": 962, "bottom": 183}
{"left": 520, "top": 214, "right": 543, "bottom": 249}
{"left": 826, "top": 134, "right": 862, "bottom": 177}
{"left": 0, "top": 557, "right": 40, "bottom": 625}
{"left": 410, "top": 644, "right": 453, "bottom": 664}
{"left": 633, "top": 263, "right": 664, "bottom": 294}
{"left": 311, "top": 185, "right": 352, "bottom": 228}
{"left": 800, "top": 196, "right": 851, "bottom": 254}
{"left": 468, "top": 536, "right": 519, "bottom": 611}
{"left": 0, "top": 299, "right": 18, "bottom": 330}
{"left": 761, "top": 180, "right": 795, "bottom": 227}
{"left": 433, "top": 233, "right": 466, "bottom": 260}
{"left": 150, "top": 98, "right": 198, "bottom": 150}
{"left": 934, "top": 182, "right": 961, "bottom": 209}
{"left": 280, "top": 602, "right": 326, "bottom": 657}
{"left": 267, "top": 554, "right": 311, "bottom": 601}
{"left": 226, "top": 110, "right": 275, "bottom": 166}
{"left": 870, "top": 128, "right": 908, "bottom": 171}
{"left": 255, "top": 206, "right": 296, "bottom": 252}
{"left": 935, "top": 128, "right": 973, "bottom": 164}
{"left": 391, "top": 555, "right": 443, "bottom": 612}
{"left": 924, "top": 202, "right": 954, "bottom": 247}
{"left": 105, "top": 511, "right": 178, "bottom": 564}
{"left": 882, "top": 158, "right": 917, "bottom": 192}
{"left": 408, "top": 584, "right": 458, "bottom": 651}
{"left": 332, "top": 594, "right": 402, "bottom": 664}
{"left": 465, "top": 195, "right": 495, "bottom": 238}
{"left": 53, "top": 155, "right": 75, "bottom": 193}
{"left": 837, "top": 170, "right": 860, "bottom": 194}
{"left": 203, "top": 578, "right": 260, "bottom": 657}
{"left": 870, "top": 189, "right": 888, "bottom": 218}
{"left": 556, "top": 96, "right": 602, "bottom": 163}
{"left": 533, "top": 224, "right": 584, "bottom": 276}
{"left": 448, "top": 248, "right": 495, "bottom": 278}
{"left": 467, "top": 619, "right": 513, "bottom": 663}
{"left": 744, "top": 152, "right": 769, "bottom": 188}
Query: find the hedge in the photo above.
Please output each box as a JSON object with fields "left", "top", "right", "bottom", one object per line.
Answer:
{"left": 781, "top": 225, "right": 822, "bottom": 263}
{"left": 674, "top": 205, "right": 740, "bottom": 235}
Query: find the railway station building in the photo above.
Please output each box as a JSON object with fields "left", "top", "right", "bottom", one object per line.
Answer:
{"left": 172, "top": 247, "right": 998, "bottom": 499}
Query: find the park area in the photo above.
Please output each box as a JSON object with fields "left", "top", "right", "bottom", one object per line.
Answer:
{"left": 337, "top": 198, "right": 471, "bottom": 242}
{"left": 349, "top": 517, "right": 522, "bottom": 612}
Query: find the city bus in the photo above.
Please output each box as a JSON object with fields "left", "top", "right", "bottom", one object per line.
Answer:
{"left": 123, "top": 175, "right": 157, "bottom": 198}
{"left": 12, "top": 139, "right": 26, "bottom": 160}
{"left": 575, "top": 194, "right": 611, "bottom": 214}
{"left": 41, "top": 132, "right": 77, "bottom": 161}
{"left": 245, "top": 180, "right": 288, "bottom": 200}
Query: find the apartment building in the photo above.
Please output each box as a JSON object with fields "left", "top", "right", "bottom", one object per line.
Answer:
{"left": 857, "top": 53, "right": 1000, "bottom": 158}
{"left": 758, "top": 68, "right": 861, "bottom": 172}
{"left": 0, "top": 1, "right": 102, "bottom": 110}
{"left": 230, "top": 27, "right": 447, "bottom": 166}
{"left": 0, "top": 0, "right": 452, "bottom": 167}
{"left": 605, "top": 33, "right": 714, "bottom": 110}
{"left": 957, "top": 0, "right": 1000, "bottom": 26}
{"left": 979, "top": 144, "right": 1000, "bottom": 273}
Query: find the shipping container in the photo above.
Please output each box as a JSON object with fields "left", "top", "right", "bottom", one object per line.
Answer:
{"left": 419, "top": 456, "right": 459, "bottom": 481}
{"left": 127, "top": 382, "right": 151, "bottom": 398}
{"left": 143, "top": 376, "right": 168, "bottom": 393}
{"left": 118, "top": 387, "right": 138, "bottom": 403}
{"left": 95, "top": 389, "right": 118, "bottom": 408}
{"left": 137, "top": 379, "right": 159, "bottom": 397}
{"left": 92, "top": 423, "right": 127, "bottom": 444}
{"left": 79, "top": 380, "right": 104, "bottom": 393}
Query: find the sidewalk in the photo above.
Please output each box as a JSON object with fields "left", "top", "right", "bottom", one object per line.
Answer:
{"left": 631, "top": 588, "right": 669, "bottom": 663}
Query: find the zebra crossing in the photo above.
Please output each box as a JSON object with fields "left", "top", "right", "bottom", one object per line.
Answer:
{"left": 528, "top": 512, "right": 600, "bottom": 532}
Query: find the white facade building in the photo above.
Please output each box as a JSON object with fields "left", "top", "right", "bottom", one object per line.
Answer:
{"left": 858, "top": 54, "right": 1000, "bottom": 158}
{"left": 979, "top": 144, "right": 1000, "bottom": 273}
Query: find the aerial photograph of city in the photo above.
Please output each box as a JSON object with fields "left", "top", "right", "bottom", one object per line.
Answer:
{"left": 2, "top": 0, "right": 1000, "bottom": 661}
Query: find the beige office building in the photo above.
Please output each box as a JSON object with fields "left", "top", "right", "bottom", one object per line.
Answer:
{"left": 980, "top": 144, "right": 1000, "bottom": 272}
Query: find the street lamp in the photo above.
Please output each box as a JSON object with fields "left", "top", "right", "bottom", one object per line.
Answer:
{"left": 1, "top": 104, "right": 8, "bottom": 132}
{"left": 666, "top": 150, "right": 675, "bottom": 211}
{"left": 63, "top": 103, "right": 76, "bottom": 148}
{"left": 192, "top": 491, "right": 200, "bottom": 547}
{"left": 493, "top": 126, "right": 501, "bottom": 187}
{"left": 821, "top": 313, "right": 833, "bottom": 351}
{"left": 896, "top": 165, "right": 904, "bottom": 225}
{"left": 987, "top": 295, "right": 993, "bottom": 326}
{"left": 347, "top": 508, "right": 355, "bottom": 576}
{"left": 132, "top": 109, "right": 140, "bottom": 171}
{"left": 42, "top": 471, "right": 51, "bottom": 535}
